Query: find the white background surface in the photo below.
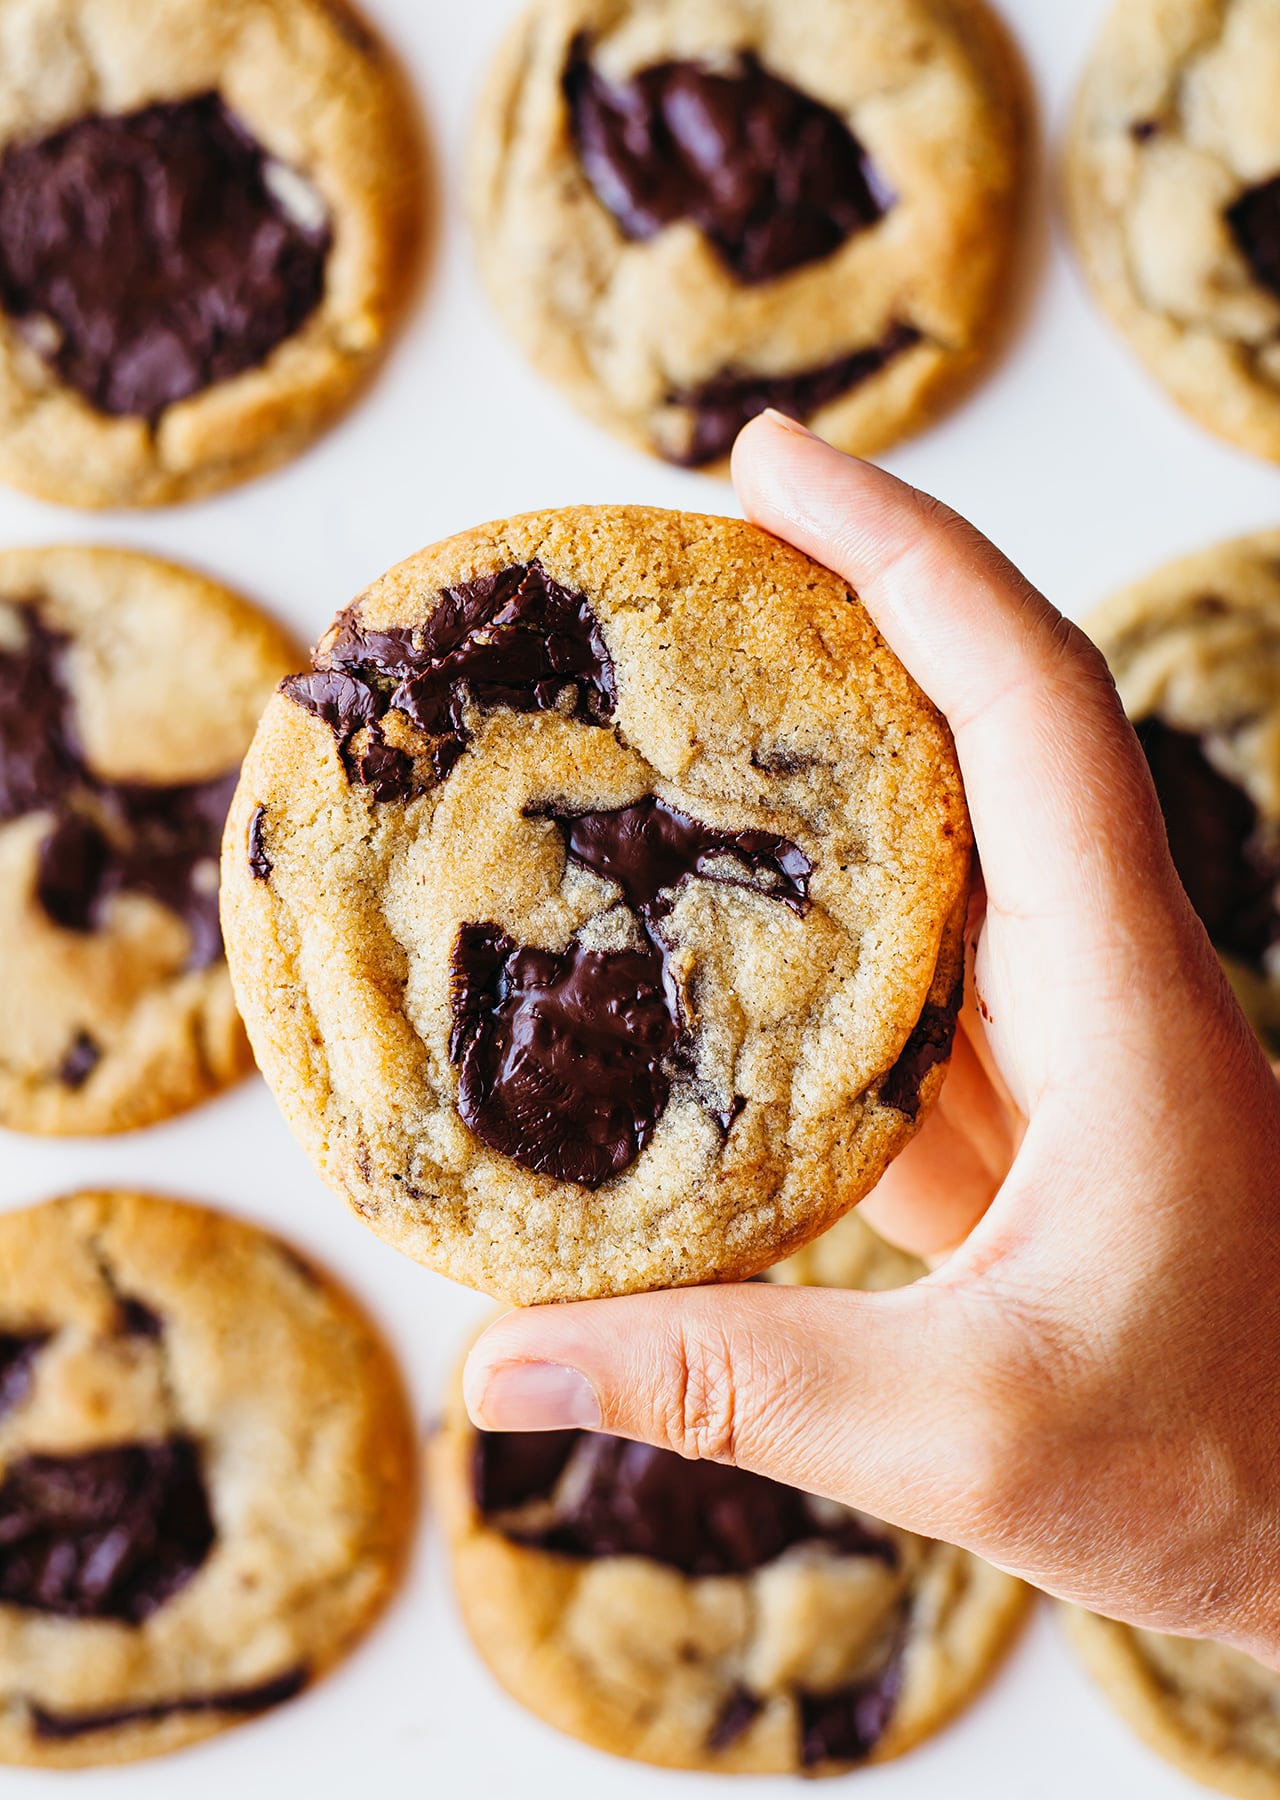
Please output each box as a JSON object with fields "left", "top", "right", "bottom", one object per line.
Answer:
{"left": 0, "top": 0, "right": 1273, "bottom": 1793}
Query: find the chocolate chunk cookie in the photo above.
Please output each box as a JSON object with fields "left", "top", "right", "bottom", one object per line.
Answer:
{"left": 0, "top": 1190, "right": 416, "bottom": 1768}
{"left": 0, "top": 0, "right": 420, "bottom": 507}
{"left": 468, "top": 0, "right": 1027, "bottom": 470}
{"left": 435, "top": 1239, "right": 1025, "bottom": 1776}
{"left": 222, "top": 506, "right": 971, "bottom": 1302}
{"left": 0, "top": 546, "right": 297, "bottom": 1135}
{"left": 1085, "top": 531, "right": 1280, "bottom": 1048}
{"left": 1067, "top": 0, "right": 1280, "bottom": 463}
{"left": 1064, "top": 1609, "right": 1280, "bottom": 1800}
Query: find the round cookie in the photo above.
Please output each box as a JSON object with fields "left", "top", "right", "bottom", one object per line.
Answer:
{"left": 0, "top": 1189, "right": 416, "bottom": 1769}
{"left": 0, "top": 0, "right": 420, "bottom": 507}
{"left": 1067, "top": 0, "right": 1280, "bottom": 463}
{"left": 468, "top": 0, "right": 1027, "bottom": 471}
{"left": 0, "top": 545, "right": 298, "bottom": 1135}
{"left": 222, "top": 505, "right": 972, "bottom": 1302}
{"left": 436, "top": 1275, "right": 1026, "bottom": 1775}
{"left": 1085, "top": 532, "right": 1280, "bottom": 1048}
{"left": 1063, "top": 1608, "right": 1280, "bottom": 1800}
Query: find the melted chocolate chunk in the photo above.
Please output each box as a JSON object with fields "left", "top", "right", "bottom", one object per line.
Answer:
{"left": 799, "top": 1654, "right": 904, "bottom": 1767}
{"left": 1136, "top": 716, "right": 1280, "bottom": 968}
{"left": 565, "top": 44, "right": 888, "bottom": 284}
{"left": 451, "top": 800, "right": 810, "bottom": 1186}
{"left": 117, "top": 1298, "right": 163, "bottom": 1339}
{"left": 247, "top": 804, "right": 272, "bottom": 881}
{"left": 450, "top": 923, "right": 678, "bottom": 1189}
{"left": 0, "top": 1437, "right": 215, "bottom": 1623}
{"left": 1226, "top": 176, "right": 1280, "bottom": 301}
{"left": 57, "top": 1031, "right": 100, "bottom": 1090}
{"left": 472, "top": 1428, "right": 580, "bottom": 1514}
{"left": 30, "top": 1666, "right": 307, "bottom": 1740}
{"left": 668, "top": 323, "right": 921, "bottom": 467}
{"left": 713, "top": 1095, "right": 746, "bottom": 1138}
{"left": 707, "top": 1685, "right": 764, "bottom": 1751}
{"left": 283, "top": 564, "right": 617, "bottom": 801}
{"left": 0, "top": 607, "right": 238, "bottom": 967}
{"left": 880, "top": 973, "right": 964, "bottom": 1120}
{"left": 0, "top": 93, "right": 330, "bottom": 420}
{"left": 549, "top": 795, "right": 811, "bottom": 916}
{"left": 0, "top": 1333, "right": 49, "bottom": 1419}
{"left": 475, "top": 1429, "right": 896, "bottom": 1577}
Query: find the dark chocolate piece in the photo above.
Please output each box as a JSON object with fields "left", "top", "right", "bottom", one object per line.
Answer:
{"left": 564, "top": 44, "right": 888, "bottom": 285}
{"left": 475, "top": 1429, "right": 896, "bottom": 1577}
{"left": 57, "top": 1031, "right": 101, "bottom": 1090}
{"left": 0, "top": 1437, "right": 216, "bottom": 1622}
{"left": 1136, "top": 715, "right": 1280, "bottom": 969}
{"left": 450, "top": 799, "right": 810, "bottom": 1186}
{"left": 0, "top": 1333, "right": 49, "bottom": 1419}
{"left": 799, "top": 1652, "right": 904, "bottom": 1767}
{"left": 0, "top": 607, "right": 239, "bottom": 966}
{"left": 30, "top": 1666, "right": 307, "bottom": 1740}
{"left": 247, "top": 804, "right": 272, "bottom": 881}
{"left": 0, "top": 93, "right": 330, "bottom": 419}
{"left": 879, "top": 973, "right": 964, "bottom": 1120}
{"left": 1226, "top": 175, "right": 1280, "bottom": 302}
{"left": 117, "top": 1298, "right": 163, "bottom": 1340}
{"left": 713, "top": 1095, "right": 746, "bottom": 1137}
{"left": 283, "top": 563, "right": 617, "bottom": 801}
{"left": 667, "top": 323, "right": 921, "bottom": 467}
{"left": 471, "top": 1427, "right": 580, "bottom": 1514}
{"left": 707, "top": 1685, "right": 763, "bottom": 1752}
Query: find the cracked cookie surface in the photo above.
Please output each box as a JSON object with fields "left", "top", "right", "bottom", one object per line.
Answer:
{"left": 0, "top": 0, "right": 420, "bottom": 507}
{"left": 467, "top": 0, "right": 1027, "bottom": 470}
{"left": 222, "top": 505, "right": 971, "bottom": 1302}
{"left": 1068, "top": 0, "right": 1280, "bottom": 462}
{"left": 0, "top": 1190, "right": 416, "bottom": 1768}
{"left": 0, "top": 545, "right": 297, "bottom": 1135}
{"left": 1064, "top": 1609, "right": 1280, "bottom": 1800}
{"left": 435, "top": 1228, "right": 1025, "bottom": 1775}
{"left": 1085, "top": 530, "right": 1280, "bottom": 1049}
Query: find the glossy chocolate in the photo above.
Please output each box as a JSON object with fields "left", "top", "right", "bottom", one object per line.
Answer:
{"left": 0, "top": 1437, "right": 215, "bottom": 1623}
{"left": 450, "top": 799, "right": 810, "bottom": 1186}
{"left": 57, "top": 1031, "right": 100, "bottom": 1089}
{"left": 0, "top": 1333, "right": 48, "bottom": 1419}
{"left": 799, "top": 1655, "right": 904, "bottom": 1767}
{"left": 475, "top": 1428, "right": 896, "bottom": 1577}
{"left": 0, "top": 606, "right": 238, "bottom": 967}
{"left": 879, "top": 973, "right": 964, "bottom": 1120}
{"left": 667, "top": 323, "right": 921, "bottom": 467}
{"left": 1227, "top": 175, "right": 1280, "bottom": 301}
{"left": 247, "top": 804, "right": 272, "bottom": 881}
{"left": 564, "top": 44, "right": 887, "bottom": 285}
{"left": 0, "top": 93, "right": 330, "bottom": 419}
{"left": 1137, "top": 716, "right": 1280, "bottom": 969}
{"left": 30, "top": 1666, "right": 308, "bottom": 1740}
{"left": 707, "top": 1685, "right": 764, "bottom": 1751}
{"left": 283, "top": 563, "right": 617, "bottom": 801}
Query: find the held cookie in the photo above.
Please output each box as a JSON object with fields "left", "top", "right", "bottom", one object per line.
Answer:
{"left": 0, "top": 546, "right": 297, "bottom": 1135}
{"left": 0, "top": 1190, "right": 416, "bottom": 1769}
{"left": 1063, "top": 1609, "right": 1280, "bottom": 1800}
{"left": 1068, "top": 0, "right": 1280, "bottom": 463}
{"left": 0, "top": 0, "right": 420, "bottom": 507}
{"left": 222, "top": 505, "right": 972, "bottom": 1302}
{"left": 468, "top": 0, "right": 1027, "bottom": 470}
{"left": 436, "top": 1259, "right": 1025, "bottom": 1776}
{"left": 1085, "top": 532, "right": 1280, "bottom": 1048}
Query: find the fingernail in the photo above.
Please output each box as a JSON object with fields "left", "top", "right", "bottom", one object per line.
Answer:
{"left": 758, "top": 407, "right": 819, "bottom": 440}
{"left": 470, "top": 1361, "right": 601, "bottom": 1432}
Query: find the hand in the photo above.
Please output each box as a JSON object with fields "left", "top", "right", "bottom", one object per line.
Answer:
{"left": 465, "top": 413, "right": 1280, "bottom": 1663}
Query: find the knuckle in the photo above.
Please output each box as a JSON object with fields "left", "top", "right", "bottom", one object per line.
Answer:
{"left": 658, "top": 1312, "right": 743, "bottom": 1464}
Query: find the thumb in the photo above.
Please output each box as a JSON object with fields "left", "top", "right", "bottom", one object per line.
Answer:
{"left": 463, "top": 1282, "right": 1002, "bottom": 1546}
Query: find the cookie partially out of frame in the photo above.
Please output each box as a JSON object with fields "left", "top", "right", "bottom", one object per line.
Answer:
{"left": 1068, "top": 0, "right": 1280, "bottom": 463}
{"left": 222, "top": 504, "right": 971, "bottom": 1302}
{"left": 1085, "top": 530, "right": 1280, "bottom": 1048}
{"left": 1064, "top": 1608, "right": 1280, "bottom": 1800}
{"left": 0, "top": 0, "right": 420, "bottom": 507}
{"left": 468, "top": 0, "right": 1027, "bottom": 471}
{"left": 0, "top": 546, "right": 298, "bottom": 1136}
{"left": 0, "top": 1190, "right": 416, "bottom": 1769}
